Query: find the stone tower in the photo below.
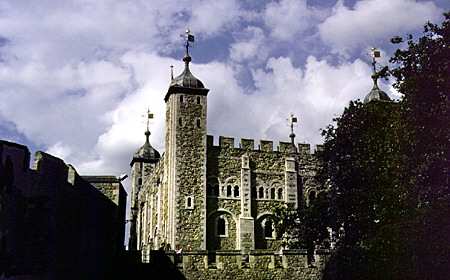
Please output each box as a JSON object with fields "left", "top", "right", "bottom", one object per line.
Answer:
{"left": 164, "top": 54, "right": 210, "bottom": 249}
{"left": 129, "top": 129, "right": 160, "bottom": 250}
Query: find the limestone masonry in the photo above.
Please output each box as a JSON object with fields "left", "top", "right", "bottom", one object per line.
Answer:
{"left": 128, "top": 53, "right": 328, "bottom": 279}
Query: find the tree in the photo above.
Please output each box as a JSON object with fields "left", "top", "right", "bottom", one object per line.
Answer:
{"left": 319, "top": 12, "right": 450, "bottom": 280}
{"left": 271, "top": 192, "right": 331, "bottom": 253}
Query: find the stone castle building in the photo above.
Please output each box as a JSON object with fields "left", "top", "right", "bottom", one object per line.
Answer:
{"left": 128, "top": 52, "right": 325, "bottom": 256}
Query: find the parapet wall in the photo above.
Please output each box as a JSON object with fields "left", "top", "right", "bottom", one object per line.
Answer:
{"left": 207, "top": 135, "right": 323, "bottom": 155}
{"left": 147, "top": 249, "right": 330, "bottom": 280}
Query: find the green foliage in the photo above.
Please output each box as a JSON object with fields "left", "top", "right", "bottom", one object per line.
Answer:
{"left": 271, "top": 193, "right": 331, "bottom": 251}
{"left": 319, "top": 12, "right": 450, "bottom": 280}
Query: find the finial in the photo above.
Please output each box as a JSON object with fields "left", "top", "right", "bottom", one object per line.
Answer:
{"left": 180, "top": 29, "right": 195, "bottom": 64}
{"left": 370, "top": 47, "right": 381, "bottom": 75}
{"left": 288, "top": 113, "right": 298, "bottom": 153}
{"left": 142, "top": 108, "right": 154, "bottom": 142}
{"left": 170, "top": 65, "right": 174, "bottom": 80}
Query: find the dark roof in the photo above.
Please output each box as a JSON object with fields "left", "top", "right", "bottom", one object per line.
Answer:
{"left": 170, "top": 56, "right": 205, "bottom": 89}
{"left": 130, "top": 130, "right": 160, "bottom": 166}
{"left": 164, "top": 55, "right": 209, "bottom": 101}
{"left": 363, "top": 78, "right": 391, "bottom": 104}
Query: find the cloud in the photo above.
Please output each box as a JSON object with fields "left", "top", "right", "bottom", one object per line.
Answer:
{"left": 319, "top": 0, "right": 443, "bottom": 56}
{"left": 264, "top": 0, "right": 325, "bottom": 41}
{"left": 229, "top": 26, "right": 268, "bottom": 63}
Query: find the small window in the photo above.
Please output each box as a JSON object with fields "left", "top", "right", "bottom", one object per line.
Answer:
{"left": 258, "top": 187, "right": 264, "bottom": 199}
{"left": 180, "top": 95, "right": 184, "bottom": 103}
{"left": 197, "top": 97, "right": 201, "bottom": 104}
{"left": 186, "top": 196, "right": 194, "bottom": 209}
{"left": 234, "top": 186, "right": 239, "bottom": 197}
{"left": 277, "top": 188, "right": 283, "bottom": 200}
{"left": 227, "top": 185, "right": 232, "bottom": 197}
{"left": 264, "top": 220, "right": 274, "bottom": 238}
{"left": 196, "top": 119, "right": 201, "bottom": 128}
{"left": 138, "top": 178, "right": 142, "bottom": 185}
{"left": 178, "top": 117, "right": 183, "bottom": 126}
{"left": 217, "top": 217, "right": 226, "bottom": 236}
{"left": 270, "top": 188, "right": 276, "bottom": 199}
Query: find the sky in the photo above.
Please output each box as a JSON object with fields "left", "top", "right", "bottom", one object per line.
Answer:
{"left": 0, "top": 0, "right": 448, "bottom": 216}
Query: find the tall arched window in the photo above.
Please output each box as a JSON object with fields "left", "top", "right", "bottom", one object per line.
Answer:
{"left": 277, "top": 188, "right": 283, "bottom": 200}
{"left": 227, "top": 185, "right": 232, "bottom": 197}
{"left": 196, "top": 119, "right": 201, "bottom": 128}
{"left": 258, "top": 187, "right": 264, "bottom": 199}
{"left": 309, "top": 191, "right": 316, "bottom": 203}
{"left": 178, "top": 117, "right": 183, "bottom": 126}
{"left": 264, "top": 220, "right": 274, "bottom": 238}
{"left": 217, "top": 217, "right": 226, "bottom": 236}
{"left": 234, "top": 186, "right": 239, "bottom": 197}
{"left": 270, "top": 188, "right": 276, "bottom": 199}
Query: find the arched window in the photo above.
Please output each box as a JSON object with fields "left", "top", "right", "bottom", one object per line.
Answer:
{"left": 196, "top": 119, "right": 201, "bottom": 128}
{"left": 217, "top": 217, "right": 226, "bottom": 236}
{"left": 258, "top": 187, "right": 264, "bottom": 199}
{"left": 180, "top": 95, "right": 184, "bottom": 103}
{"left": 270, "top": 188, "right": 276, "bottom": 199}
{"left": 178, "top": 117, "right": 183, "bottom": 126}
{"left": 234, "top": 186, "right": 239, "bottom": 197}
{"left": 186, "top": 196, "right": 194, "bottom": 209}
{"left": 277, "top": 188, "right": 283, "bottom": 200}
{"left": 309, "top": 191, "right": 316, "bottom": 203}
{"left": 264, "top": 220, "right": 274, "bottom": 238}
{"left": 214, "top": 185, "right": 220, "bottom": 196}
{"left": 227, "top": 185, "right": 232, "bottom": 197}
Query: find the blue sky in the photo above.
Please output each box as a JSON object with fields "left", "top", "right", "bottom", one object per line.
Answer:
{"left": 0, "top": 0, "right": 448, "bottom": 187}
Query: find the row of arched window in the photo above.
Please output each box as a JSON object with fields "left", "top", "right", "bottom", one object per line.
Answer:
{"left": 215, "top": 216, "right": 274, "bottom": 238}
{"left": 207, "top": 184, "right": 240, "bottom": 198}
{"left": 207, "top": 184, "right": 284, "bottom": 200}
{"left": 251, "top": 187, "right": 284, "bottom": 200}
{"left": 179, "top": 95, "right": 202, "bottom": 105}
{"left": 178, "top": 117, "right": 202, "bottom": 128}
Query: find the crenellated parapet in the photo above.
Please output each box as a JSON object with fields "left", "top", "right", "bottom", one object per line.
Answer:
{"left": 148, "top": 249, "right": 331, "bottom": 280}
{"left": 207, "top": 135, "right": 321, "bottom": 155}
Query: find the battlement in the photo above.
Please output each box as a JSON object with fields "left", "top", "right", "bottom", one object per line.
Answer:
{"left": 207, "top": 135, "right": 323, "bottom": 155}
{"left": 145, "top": 249, "right": 330, "bottom": 279}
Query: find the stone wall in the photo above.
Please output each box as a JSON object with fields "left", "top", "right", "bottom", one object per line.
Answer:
{"left": 156, "top": 249, "right": 330, "bottom": 280}
{"left": 0, "top": 140, "right": 127, "bottom": 279}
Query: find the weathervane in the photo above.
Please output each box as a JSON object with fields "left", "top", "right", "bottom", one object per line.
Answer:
{"left": 142, "top": 108, "right": 154, "bottom": 134}
{"left": 180, "top": 29, "right": 195, "bottom": 57}
{"left": 288, "top": 113, "right": 298, "bottom": 153}
{"left": 370, "top": 47, "right": 381, "bottom": 74}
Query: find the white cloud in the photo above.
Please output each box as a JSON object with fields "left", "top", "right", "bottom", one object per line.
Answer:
{"left": 319, "top": 0, "right": 443, "bottom": 55}
{"left": 264, "top": 0, "right": 325, "bottom": 41}
{"left": 229, "top": 26, "right": 268, "bottom": 63}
